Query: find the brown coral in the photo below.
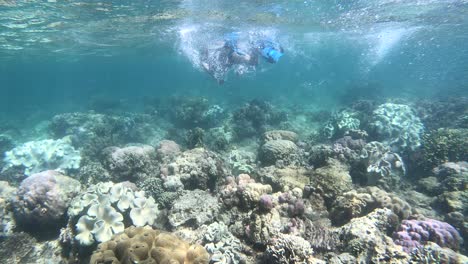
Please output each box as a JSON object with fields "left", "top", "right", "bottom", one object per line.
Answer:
{"left": 90, "top": 226, "right": 209, "bottom": 264}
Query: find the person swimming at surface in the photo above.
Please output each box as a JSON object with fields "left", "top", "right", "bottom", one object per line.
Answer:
{"left": 201, "top": 32, "right": 284, "bottom": 84}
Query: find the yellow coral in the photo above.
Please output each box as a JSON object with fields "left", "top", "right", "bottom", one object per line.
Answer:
{"left": 90, "top": 226, "right": 209, "bottom": 264}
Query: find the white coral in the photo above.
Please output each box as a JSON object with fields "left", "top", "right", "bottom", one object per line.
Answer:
{"left": 2, "top": 136, "right": 81, "bottom": 176}
{"left": 130, "top": 196, "right": 159, "bottom": 226}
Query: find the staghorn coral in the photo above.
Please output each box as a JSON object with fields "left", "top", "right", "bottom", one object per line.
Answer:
{"left": 12, "top": 170, "right": 81, "bottom": 230}
{"left": 369, "top": 103, "right": 424, "bottom": 152}
{"left": 90, "top": 225, "right": 209, "bottom": 264}
{"left": 2, "top": 137, "right": 81, "bottom": 176}
{"left": 68, "top": 181, "right": 161, "bottom": 245}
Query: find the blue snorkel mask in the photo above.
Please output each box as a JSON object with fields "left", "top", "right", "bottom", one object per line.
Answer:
{"left": 261, "top": 46, "right": 283, "bottom": 63}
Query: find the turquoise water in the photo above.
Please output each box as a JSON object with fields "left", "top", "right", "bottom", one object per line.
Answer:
{"left": 0, "top": 1, "right": 467, "bottom": 263}
{"left": 1, "top": 0, "right": 467, "bottom": 116}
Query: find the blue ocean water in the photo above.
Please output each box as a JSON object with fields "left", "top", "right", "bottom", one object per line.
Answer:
{"left": 1, "top": 0, "right": 466, "bottom": 118}
{"left": 0, "top": 0, "right": 467, "bottom": 263}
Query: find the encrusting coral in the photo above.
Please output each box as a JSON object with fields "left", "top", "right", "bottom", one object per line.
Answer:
{"left": 90, "top": 225, "right": 210, "bottom": 264}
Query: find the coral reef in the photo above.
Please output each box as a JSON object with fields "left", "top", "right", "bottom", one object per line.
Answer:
{"left": 369, "top": 103, "right": 424, "bottom": 152}
{"left": 417, "top": 128, "right": 468, "bottom": 172}
{"left": 203, "top": 221, "right": 248, "bottom": 264}
{"left": 68, "top": 182, "right": 161, "bottom": 245}
{"left": 322, "top": 109, "right": 361, "bottom": 139}
{"left": 256, "top": 165, "right": 310, "bottom": 191}
{"left": 49, "top": 112, "right": 149, "bottom": 146}
{"left": 102, "top": 145, "right": 158, "bottom": 182}
{"left": 330, "top": 186, "right": 413, "bottom": 226}
{"left": 169, "top": 96, "right": 224, "bottom": 129}
{"left": 0, "top": 134, "right": 14, "bottom": 158}
{"left": 0, "top": 181, "right": 16, "bottom": 236}
{"left": 338, "top": 208, "right": 411, "bottom": 262}
{"left": 168, "top": 190, "right": 220, "bottom": 228}
{"left": 2, "top": 137, "right": 81, "bottom": 176}
{"left": 414, "top": 97, "right": 468, "bottom": 130}
{"left": 90, "top": 225, "right": 209, "bottom": 264}
{"left": 308, "top": 159, "right": 353, "bottom": 206}
{"left": 228, "top": 148, "right": 256, "bottom": 175}
{"left": 263, "top": 233, "right": 314, "bottom": 263}
{"left": 160, "top": 148, "right": 229, "bottom": 191}
{"left": 232, "top": 99, "right": 287, "bottom": 139}
{"left": 220, "top": 174, "right": 273, "bottom": 210}
{"left": 360, "top": 141, "right": 406, "bottom": 189}
{"left": 0, "top": 232, "right": 66, "bottom": 263}
{"left": 393, "top": 218, "right": 463, "bottom": 253}
{"left": 262, "top": 130, "right": 299, "bottom": 143}
{"left": 12, "top": 170, "right": 81, "bottom": 230}
{"left": 258, "top": 139, "right": 301, "bottom": 166}
{"left": 156, "top": 140, "right": 181, "bottom": 163}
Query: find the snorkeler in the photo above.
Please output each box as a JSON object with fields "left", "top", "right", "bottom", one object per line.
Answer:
{"left": 200, "top": 32, "right": 284, "bottom": 84}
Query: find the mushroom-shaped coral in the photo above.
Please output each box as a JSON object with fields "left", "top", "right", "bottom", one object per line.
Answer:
{"left": 88, "top": 204, "right": 125, "bottom": 243}
{"left": 90, "top": 225, "right": 210, "bottom": 264}
{"left": 68, "top": 181, "right": 161, "bottom": 245}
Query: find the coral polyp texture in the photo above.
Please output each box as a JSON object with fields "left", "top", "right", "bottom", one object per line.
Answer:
{"left": 68, "top": 181, "right": 161, "bottom": 245}
{"left": 2, "top": 137, "right": 81, "bottom": 176}
{"left": 393, "top": 219, "right": 463, "bottom": 253}
{"left": 12, "top": 170, "right": 81, "bottom": 229}
{"left": 370, "top": 103, "right": 424, "bottom": 152}
{"left": 90, "top": 225, "right": 210, "bottom": 264}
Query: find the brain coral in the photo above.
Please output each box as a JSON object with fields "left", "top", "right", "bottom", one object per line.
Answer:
{"left": 13, "top": 170, "right": 81, "bottom": 229}
{"left": 258, "top": 139, "right": 300, "bottom": 166}
{"left": 90, "top": 225, "right": 209, "bottom": 264}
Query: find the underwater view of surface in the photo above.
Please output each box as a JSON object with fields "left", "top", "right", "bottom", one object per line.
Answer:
{"left": 0, "top": 0, "right": 467, "bottom": 263}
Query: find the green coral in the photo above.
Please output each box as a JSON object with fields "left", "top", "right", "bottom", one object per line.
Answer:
{"left": 420, "top": 128, "right": 468, "bottom": 171}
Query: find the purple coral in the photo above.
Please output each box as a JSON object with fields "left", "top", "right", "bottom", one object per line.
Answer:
{"left": 393, "top": 219, "right": 462, "bottom": 252}
{"left": 259, "top": 194, "right": 274, "bottom": 211}
{"left": 13, "top": 170, "right": 81, "bottom": 229}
